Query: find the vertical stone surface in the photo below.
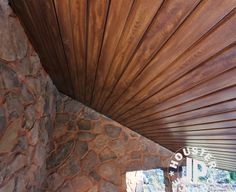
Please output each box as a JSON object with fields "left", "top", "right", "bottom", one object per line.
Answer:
{"left": 45, "top": 94, "right": 173, "bottom": 192}
{"left": 0, "top": 0, "right": 57, "bottom": 191}
{"left": 0, "top": 0, "right": 27, "bottom": 61}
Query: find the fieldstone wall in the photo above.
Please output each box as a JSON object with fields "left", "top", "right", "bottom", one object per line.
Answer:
{"left": 45, "top": 94, "right": 173, "bottom": 192}
{"left": 0, "top": 0, "right": 57, "bottom": 191}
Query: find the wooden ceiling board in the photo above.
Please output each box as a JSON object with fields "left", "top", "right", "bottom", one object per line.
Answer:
{"left": 129, "top": 100, "right": 236, "bottom": 129}
{"left": 125, "top": 81, "right": 236, "bottom": 126}
{"left": 123, "top": 43, "right": 236, "bottom": 124}
{"left": 53, "top": 0, "right": 80, "bottom": 99}
{"left": 107, "top": 0, "right": 236, "bottom": 117}
{"left": 85, "top": 0, "right": 110, "bottom": 105}
{"left": 139, "top": 110, "right": 236, "bottom": 129}
{"left": 96, "top": 0, "right": 164, "bottom": 111}
{"left": 142, "top": 123, "right": 236, "bottom": 135}
{"left": 111, "top": 8, "right": 236, "bottom": 119}
{"left": 146, "top": 127, "right": 236, "bottom": 138}
{"left": 11, "top": 0, "right": 236, "bottom": 171}
{"left": 101, "top": 0, "right": 201, "bottom": 114}
{"left": 91, "top": 0, "right": 135, "bottom": 108}
{"left": 121, "top": 66, "right": 236, "bottom": 124}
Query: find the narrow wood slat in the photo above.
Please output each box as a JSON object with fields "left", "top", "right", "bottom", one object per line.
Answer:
{"left": 146, "top": 123, "right": 236, "bottom": 136}
{"left": 124, "top": 45, "right": 236, "bottom": 125}
{"left": 134, "top": 111, "right": 236, "bottom": 132}
{"left": 53, "top": 0, "right": 80, "bottom": 99}
{"left": 215, "top": 165, "right": 236, "bottom": 172}
{"left": 121, "top": 67, "right": 236, "bottom": 124}
{"left": 127, "top": 85, "right": 236, "bottom": 126}
{"left": 115, "top": 8, "right": 236, "bottom": 120}
{"left": 69, "top": 0, "right": 87, "bottom": 101}
{"left": 214, "top": 158, "right": 236, "bottom": 165}
{"left": 216, "top": 164, "right": 236, "bottom": 169}
{"left": 151, "top": 134, "right": 236, "bottom": 141}
{"left": 144, "top": 127, "right": 236, "bottom": 138}
{"left": 215, "top": 162, "right": 236, "bottom": 169}
{"left": 85, "top": 0, "right": 109, "bottom": 105}
{"left": 97, "top": 0, "right": 166, "bottom": 112}
{"left": 91, "top": 0, "right": 134, "bottom": 108}
{"left": 139, "top": 120, "right": 236, "bottom": 135}
{"left": 206, "top": 154, "right": 236, "bottom": 162}
{"left": 214, "top": 160, "right": 236, "bottom": 165}
{"left": 202, "top": 148, "right": 236, "bottom": 155}
{"left": 102, "top": 0, "right": 200, "bottom": 114}
{"left": 203, "top": 150, "right": 236, "bottom": 157}
{"left": 214, "top": 162, "right": 236, "bottom": 169}
{"left": 117, "top": 20, "right": 236, "bottom": 121}
{"left": 210, "top": 159, "right": 236, "bottom": 166}
{"left": 124, "top": 81, "right": 236, "bottom": 128}
{"left": 163, "top": 143, "right": 236, "bottom": 153}
{"left": 216, "top": 167, "right": 236, "bottom": 172}
{"left": 130, "top": 100, "right": 236, "bottom": 129}
{"left": 109, "top": 1, "right": 236, "bottom": 118}
{"left": 209, "top": 157, "right": 236, "bottom": 164}
{"left": 216, "top": 161, "right": 236, "bottom": 166}
{"left": 155, "top": 139, "right": 236, "bottom": 145}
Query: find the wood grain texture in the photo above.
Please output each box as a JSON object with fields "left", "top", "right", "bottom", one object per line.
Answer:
{"left": 111, "top": 4, "right": 236, "bottom": 118}
{"left": 11, "top": 0, "right": 236, "bottom": 171}
{"left": 53, "top": 0, "right": 79, "bottom": 98}
{"left": 102, "top": 0, "right": 201, "bottom": 113}
{"left": 85, "top": 0, "right": 109, "bottom": 104}
{"left": 91, "top": 0, "right": 134, "bottom": 108}
{"left": 96, "top": 0, "right": 163, "bottom": 111}
{"left": 70, "top": 0, "right": 87, "bottom": 101}
{"left": 124, "top": 44, "right": 236, "bottom": 126}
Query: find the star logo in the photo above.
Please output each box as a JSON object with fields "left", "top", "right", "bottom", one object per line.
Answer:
{"left": 169, "top": 171, "right": 175, "bottom": 177}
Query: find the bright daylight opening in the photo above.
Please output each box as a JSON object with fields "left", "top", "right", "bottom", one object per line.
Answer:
{"left": 174, "top": 167, "right": 236, "bottom": 192}
{"left": 126, "top": 169, "right": 165, "bottom": 192}
{"left": 126, "top": 168, "right": 236, "bottom": 192}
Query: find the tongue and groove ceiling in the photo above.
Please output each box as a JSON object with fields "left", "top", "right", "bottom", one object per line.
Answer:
{"left": 10, "top": 0, "right": 236, "bottom": 171}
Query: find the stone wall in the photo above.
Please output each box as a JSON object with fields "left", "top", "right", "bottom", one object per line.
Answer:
{"left": 0, "top": 0, "right": 173, "bottom": 191}
{"left": 0, "top": 0, "right": 57, "bottom": 190}
{"left": 45, "top": 94, "right": 172, "bottom": 192}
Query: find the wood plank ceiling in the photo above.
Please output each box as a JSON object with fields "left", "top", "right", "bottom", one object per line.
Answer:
{"left": 10, "top": 0, "right": 236, "bottom": 171}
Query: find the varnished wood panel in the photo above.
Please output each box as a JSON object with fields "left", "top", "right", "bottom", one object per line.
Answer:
{"left": 11, "top": 0, "right": 236, "bottom": 171}
{"left": 111, "top": 6, "right": 236, "bottom": 118}
{"left": 122, "top": 44, "right": 236, "bottom": 124}
{"left": 91, "top": 0, "right": 135, "bottom": 108}
{"left": 85, "top": 0, "right": 109, "bottom": 104}
{"left": 95, "top": 0, "right": 163, "bottom": 111}
{"left": 102, "top": 0, "right": 201, "bottom": 113}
